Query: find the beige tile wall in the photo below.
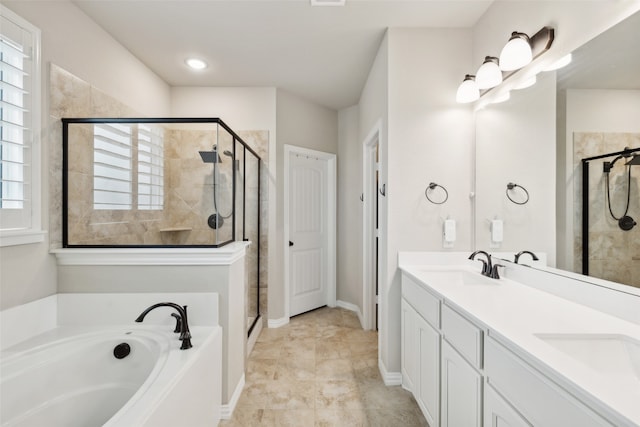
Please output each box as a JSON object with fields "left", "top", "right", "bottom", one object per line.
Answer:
{"left": 573, "top": 132, "right": 640, "bottom": 287}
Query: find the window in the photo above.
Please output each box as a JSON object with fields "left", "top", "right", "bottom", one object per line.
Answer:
{"left": 137, "top": 124, "right": 163, "bottom": 210}
{"left": 0, "top": 6, "right": 42, "bottom": 246}
{"left": 92, "top": 123, "right": 164, "bottom": 211}
{"left": 93, "top": 123, "right": 133, "bottom": 210}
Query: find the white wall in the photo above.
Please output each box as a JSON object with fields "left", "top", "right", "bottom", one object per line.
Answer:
{"left": 382, "top": 28, "right": 474, "bottom": 374}
{"left": 337, "top": 105, "right": 362, "bottom": 308}
{"left": 0, "top": 1, "right": 171, "bottom": 310}
{"left": 560, "top": 89, "right": 640, "bottom": 270}
{"left": 475, "top": 71, "right": 557, "bottom": 264}
{"left": 274, "top": 89, "right": 338, "bottom": 321}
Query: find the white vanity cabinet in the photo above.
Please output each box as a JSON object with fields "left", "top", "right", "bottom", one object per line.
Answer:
{"left": 484, "top": 336, "right": 613, "bottom": 427}
{"left": 484, "top": 383, "right": 531, "bottom": 427}
{"left": 441, "top": 340, "right": 482, "bottom": 427}
{"left": 401, "top": 274, "right": 441, "bottom": 427}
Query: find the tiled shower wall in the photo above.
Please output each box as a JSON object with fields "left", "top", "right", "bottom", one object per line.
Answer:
{"left": 50, "top": 64, "right": 269, "bottom": 316}
{"left": 573, "top": 132, "right": 640, "bottom": 287}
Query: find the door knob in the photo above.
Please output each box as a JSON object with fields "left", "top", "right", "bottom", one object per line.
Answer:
{"left": 289, "top": 241, "right": 294, "bottom": 247}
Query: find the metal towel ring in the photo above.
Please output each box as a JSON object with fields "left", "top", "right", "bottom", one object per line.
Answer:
{"left": 425, "top": 182, "right": 448, "bottom": 205}
{"left": 506, "top": 182, "right": 530, "bottom": 205}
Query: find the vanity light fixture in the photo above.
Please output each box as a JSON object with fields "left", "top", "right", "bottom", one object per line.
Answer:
{"left": 185, "top": 58, "right": 207, "bottom": 70}
{"left": 476, "top": 56, "right": 503, "bottom": 89}
{"left": 499, "top": 32, "right": 533, "bottom": 71}
{"left": 456, "top": 74, "right": 480, "bottom": 103}
{"left": 543, "top": 53, "right": 572, "bottom": 71}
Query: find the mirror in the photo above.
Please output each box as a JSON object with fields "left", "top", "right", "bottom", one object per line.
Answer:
{"left": 475, "top": 10, "right": 640, "bottom": 289}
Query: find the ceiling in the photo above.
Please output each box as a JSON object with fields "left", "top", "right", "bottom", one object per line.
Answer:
{"left": 73, "top": 0, "right": 494, "bottom": 110}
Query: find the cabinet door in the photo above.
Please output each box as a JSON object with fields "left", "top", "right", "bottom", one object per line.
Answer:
{"left": 401, "top": 299, "right": 417, "bottom": 392}
{"left": 441, "top": 340, "right": 482, "bottom": 427}
{"left": 484, "top": 383, "right": 531, "bottom": 427}
{"left": 415, "top": 313, "right": 440, "bottom": 427}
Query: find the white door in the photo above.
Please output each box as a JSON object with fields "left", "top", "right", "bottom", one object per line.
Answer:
{"left": 289, "top": 154, "right": 328, "bottom": 316}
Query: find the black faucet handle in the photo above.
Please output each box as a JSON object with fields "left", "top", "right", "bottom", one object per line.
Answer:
{"left": 490, "top": 264, "right": 505, "bottom": 279}
{"left": 170, "top": 313, "right": 182, "bottom": 333}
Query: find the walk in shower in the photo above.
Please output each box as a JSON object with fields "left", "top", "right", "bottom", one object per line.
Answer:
{"left": 62, "top": 118, "right": 262, "bottom": 334}
{"left": 580, "top": 143, "right": 640, "bottom": 287}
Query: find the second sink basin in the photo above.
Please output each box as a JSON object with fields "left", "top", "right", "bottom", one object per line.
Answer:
{"left": 535, "top": 333, "right": 640, "bottom": 381}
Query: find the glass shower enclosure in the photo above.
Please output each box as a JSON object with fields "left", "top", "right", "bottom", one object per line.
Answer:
{"left": 62, "top": 118, "right": 262, "bottom": 334}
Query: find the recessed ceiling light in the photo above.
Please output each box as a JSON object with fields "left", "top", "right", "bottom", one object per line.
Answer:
{"left": 186, "top": 58, "right": 207, "bottom": 70}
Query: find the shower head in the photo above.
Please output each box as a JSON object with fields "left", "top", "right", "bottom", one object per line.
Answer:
{"left": 199, "top": 145, "right": 223, "bottom": 163}
{"left": 626, "top": 154, "right": 640, "bottom": 166}
{"left": 199, "top": 150, "right": 222, "bottom": 163}
{"left": 223, "top": 150, "right": 233, "bottom": 158}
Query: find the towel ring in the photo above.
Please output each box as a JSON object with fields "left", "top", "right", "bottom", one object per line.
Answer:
{"left": 425, "top": 182, "right": 448, "bottom": 205}
{"left": 506, "top": 182, "right": 530, "bottom": 205}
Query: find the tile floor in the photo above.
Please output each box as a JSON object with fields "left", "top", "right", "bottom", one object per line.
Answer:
{"left": 220, "top": 307, "right": 428, "bottom": 426}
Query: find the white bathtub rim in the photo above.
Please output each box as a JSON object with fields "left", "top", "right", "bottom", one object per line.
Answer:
{"left": 0, "top": 324, "right": 220, "bottom": 427}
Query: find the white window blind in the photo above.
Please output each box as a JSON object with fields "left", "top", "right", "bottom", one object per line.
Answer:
{"left": 137, "top": 124, "right": 164, "bottom": 210}
{"left": 92, "top": 123, "right": 164, "bottom": 211}
{"left": 93, "top": 123, "right": 133, "bottom": 210}
{"left": 0, "top": 9, "right": 37, "bottom": 232}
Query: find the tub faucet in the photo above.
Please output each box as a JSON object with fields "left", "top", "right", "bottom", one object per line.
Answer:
{"left": 514, "top": 250, "right": 539, "bottom": 264}
{"left": 468, "top": 250, "right": 492, "bottom": 277}
{"left": 135, "top": 302, "right": 192, "bottom": 350}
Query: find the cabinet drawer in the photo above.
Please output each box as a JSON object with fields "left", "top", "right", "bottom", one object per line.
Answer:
{"left": 441, "top": 304, "right": 483, "bottom": 369}
{"left": 485, "top": 336, "right": 613, "bottom": 427}
{"left": 402, "top": 273, "right": 440, "bottom": 329}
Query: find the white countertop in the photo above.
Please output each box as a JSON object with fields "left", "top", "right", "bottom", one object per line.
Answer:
{"left": 399, "top": 262, "right": 640, "bottom": 426}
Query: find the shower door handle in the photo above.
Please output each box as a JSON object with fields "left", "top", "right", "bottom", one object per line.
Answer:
{"left": 289, "top": 241, "right": 294, "bottom": 247}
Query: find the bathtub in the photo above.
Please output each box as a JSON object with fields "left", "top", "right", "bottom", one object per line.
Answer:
{"left": 0, "top": 324, "right": 222, "bottom": 427}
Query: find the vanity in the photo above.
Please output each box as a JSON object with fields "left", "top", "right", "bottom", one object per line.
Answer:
{"left": 399, "top": 252, "right": 640, "bottom": 427}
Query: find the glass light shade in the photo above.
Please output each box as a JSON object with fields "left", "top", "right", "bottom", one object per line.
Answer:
{"left": 456, "top": 75, "right": 479, "bottom": 104}
{"left": 543, "top": 53, "right": 572, "bottom": 71}
{"left": 476, "top": 57, "right": 503, "bottom": 89}
{"left": 499, "top": 32, "right": 532, "bottom": 71}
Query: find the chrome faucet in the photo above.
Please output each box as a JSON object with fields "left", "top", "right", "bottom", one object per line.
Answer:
{"left": 135, "top": 302, "right": 192, "bottom": 350}
{"left": 514, "top": 250, "right": 539, "bottom": 264}
{"left": 468, "top": 250, "right": 492, "bottom": 277}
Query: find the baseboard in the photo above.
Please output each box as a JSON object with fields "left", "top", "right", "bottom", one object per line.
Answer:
{"left": 336, "top": 299, "right": 364, "bottom": 329}
{"left": 220, "top": 373, "right": 245, "bottom": 419}
{"left": 267, "top": 316, "right": 289, "bottom": 328}
{"left": 378, "top": 358, "right": 402, "bottom": 386}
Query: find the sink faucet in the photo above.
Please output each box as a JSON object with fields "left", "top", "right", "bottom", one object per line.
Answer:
{"left": 514, "top": 250, "right": 539, "bottom": 264}
{"left": 468, "top": 250, "right": 492, "bottom": 277}
{"left": 135, "top": 302, "right": 192, "bottom": 350}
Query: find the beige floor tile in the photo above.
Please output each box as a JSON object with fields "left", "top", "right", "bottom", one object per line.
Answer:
{"left": 315, "top": 358, "right": 355, "bottom": 381}
{"left": 315, "top": 339, "right": 351, "bottom": 359}
{"left": 233, "top": 307, "right": 428, "bottom": 427}
{"left": 266, "top": 379, "right": 315, "bottom": 409}
{"left": 315, "top": 379, "right": 364, "bottom": 410}
{"left": 315, "top": 408, "right": 369, "bottom": 426}
{"left": 274, "top": 357, "right": 316, "bottom": 381}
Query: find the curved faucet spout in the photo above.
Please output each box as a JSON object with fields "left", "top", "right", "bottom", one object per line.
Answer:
{"left": 469, "top": 250, "right": 493, "bottom": 277}
{"left": 135, "top": 302, "right": 192, "bottom": 350}
{"left": 514, "top": 250, "right": 539, "bottom": 264}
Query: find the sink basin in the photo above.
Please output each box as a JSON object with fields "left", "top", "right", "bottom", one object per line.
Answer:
{"left": 535, "top": 333, "right": 640, "bottom": 380}
{"left": 417, "top": 269, "right": 500, "bottom": 286}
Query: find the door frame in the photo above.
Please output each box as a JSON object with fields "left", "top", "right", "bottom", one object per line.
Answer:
{"left": 284, "top": 144, "right": 337, "bottom": 320}
{"left": 362, "top": 120, "right": 382, "bottom": 331}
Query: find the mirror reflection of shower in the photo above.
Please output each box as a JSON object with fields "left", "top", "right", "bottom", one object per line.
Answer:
{"left": 603, "top": 147, "right": 640, "bottom": 231}
{"left": 199, "top": 144, "right": 234, "bottom": 229}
